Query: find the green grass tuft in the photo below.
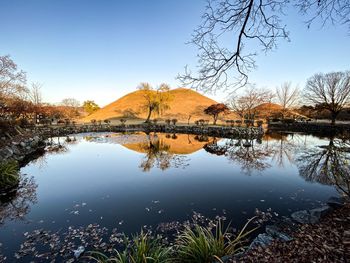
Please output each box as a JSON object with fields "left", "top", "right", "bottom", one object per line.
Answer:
{"left": 173, "top": 219, "right": 257, "bottom": 263}
{"left": 0, "top": 160, "right": 20, "bottom": 189}
{"left": 88, "top": 230, "right": 172, "bottom": 263}
{"left": 88, "top": 218, "right": 258, "bottom": 263}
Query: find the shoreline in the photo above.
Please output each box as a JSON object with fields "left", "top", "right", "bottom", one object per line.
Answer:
{"left": 0, "top": 124, "right": 264, "bottom": 164}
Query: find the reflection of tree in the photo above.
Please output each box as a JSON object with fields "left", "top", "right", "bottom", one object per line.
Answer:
{"left": 264, "top": 132, "right": 303, "bottom": 168}
{"left": 30, "top": 137, "right": 71, "bottom": 169}
{"left": 227, "top": 138, "right": 271, "bottom": 175}
{"left": 204, "top": 137, "right": 271, "bottom": 175}
{"left": 297, "top": 136, "right": 350, "bottom": 197}
{"left": 139, "top": 133, "right": 189, "bottom": 172}
{"left": 0, "top": 175, "right": 37, "bottom": 225}
{"left": 204, "top": 133, "right": 308, "bottom": 175}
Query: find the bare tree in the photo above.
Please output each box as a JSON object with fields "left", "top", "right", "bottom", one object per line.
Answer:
{"left": 276, "top": 82, "right": 299, "bottom": 118}
{"left": 157, "top": 83, "right": 173, "bottom": 116}
{"left": 60, "top": 98, "right": 80, "bottom": 108}
{"left": 60, "top": 98, "right": 81, "bottom": 118}
{"left": 28, "top": 83, "right": 43, "bottom": 124}
{"left": 178, "top": 0, "right": 350, "bottom": 93}
{"left": 229, "top": 86, "right": 272, "bottom": 121}
{"left": 0, "top": 55, "right": 27, "bottom": 100}
{"left": 28, "top": 82, "right": 43, "bottom": 106}
{"left": 304, "top": 71, "right": 350, "bottom": 124}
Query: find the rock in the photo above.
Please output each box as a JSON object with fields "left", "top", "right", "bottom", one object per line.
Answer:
{"left": 309, "top": 205, "right": 332, "bottom": 220}
{"left": 327, "top": 196, "right": 345, "bottom": 208}
{"left": 249, "top": 233, "right": 274, "bottom": 249}
{"left": 265, "top": 225, "right": 293, "bottom": 242}
{"left": 20, "top": 142, "right": 26, "bottom": 147}
{"left": 11, "top": 146, "right": 21, "bottom": 155}
{"left": 291, "top": 210, "right": 319, "bottom": 224}
{"left": 0, "top": 147, "right": 14, "bottom": 159}
{"left": 291, "top": 210, "right": 309, "bottom": 224}
{"left": 214, "top": 255, "right": 231, "bottom": 263}
{"left": 73, "top": 246, "right": 85, "bottom": 258}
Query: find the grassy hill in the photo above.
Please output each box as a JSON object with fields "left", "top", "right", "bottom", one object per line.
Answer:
{"left": 82, "top": 88, "right": 219, "bottom": 123}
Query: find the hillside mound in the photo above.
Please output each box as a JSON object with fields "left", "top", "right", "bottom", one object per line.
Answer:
{"left": 82, "top": 88, "right": 219, "bottom": 123}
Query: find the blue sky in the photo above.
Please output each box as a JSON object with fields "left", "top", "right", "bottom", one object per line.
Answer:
{"left": 1, "top": 0, "right": 349, "bottom": 106}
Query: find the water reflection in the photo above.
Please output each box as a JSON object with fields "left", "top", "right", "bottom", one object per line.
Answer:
{"left": 297, "top": 135, "right": 350, "bottom": 197}
{"left": 84, "top": 132, "right": 219, "bottom": 172}
{"left": 136, "top": 133, "right": 190, "bottom": 172}
{"left": 0, "top": 176, "right": 37, "bottom": 225}
{"left": 202, "top": 131, "right": 350, "bottom": 196}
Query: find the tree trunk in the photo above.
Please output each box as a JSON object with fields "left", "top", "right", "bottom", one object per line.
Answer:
{"left": 331, "top": 112, "right": 338, "bottom": 125}
{"left": 213, "top": 115, "right": 218, "bottom": 125}
{"left": 145, "top": 108, "right": 152, "bottom": 123}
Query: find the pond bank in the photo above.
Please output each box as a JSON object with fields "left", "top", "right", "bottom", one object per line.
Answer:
{"left": 229, "top": 197, "right": 349, "bottom": 263}
{"left": 0, "top": 124, "right": 264, "bottom": 164}
{"left": 268, "top": 122, "right": 350, "bottom": 135}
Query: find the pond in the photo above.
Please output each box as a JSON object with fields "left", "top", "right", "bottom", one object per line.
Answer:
{"left": 0, "top": 131, "right": 348, "bottom": 261}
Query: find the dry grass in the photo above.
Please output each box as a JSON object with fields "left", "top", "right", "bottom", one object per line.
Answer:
{"left": 81, "top": 88, "right": 225, "bottom": 123}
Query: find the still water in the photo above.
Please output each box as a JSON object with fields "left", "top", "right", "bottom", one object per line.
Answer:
{"left": 0, "top": 131, "right": 346, "bottom": 261}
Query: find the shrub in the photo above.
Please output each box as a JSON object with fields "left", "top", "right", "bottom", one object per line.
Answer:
{"left": 18, "top": 118, "right": 30, "bottom": 127}
{"left": 244, "top": 119, "right": 254, "bottom": 126}
{"left": 103, "top": 119, "right": 111, "bottom": 124}
{"left": 0, "top": 160, "right": 20, "bottom": 189}
{"left": 153, "top": 119, "right": 158, "bottom": 124}
{"left": 196, "top": 119, "right": 207, "bottom": 126}
{"left": 226, "top": 120, "right": 235, "bottom": 127}
{"left": 256, "top": 120, "right": 264, "bottom": 127}
{"left": 235, "top": 120, "right": 242, "bottom": 126}
{"left": 90, "top": 119, "right": 97, "bottom": 125}
{"left": 282, "top": 118, "right": 295, "bottom": 124}
{"left": 97, "top": 120, "right": 102, "bottom": 126}
{"left": 120, "top": 118, "right": 127, "bottom": 125}
{"left": 165, "top": 119, "right": 171, "bottom": 125}
{"left": 57, "top": 119, "right": 65, "bottom": 125}
{"left": 194, "top": 120, "right": 200, "bottom": 126}
{"left": 171, "top": 119, "right": 177, "bottom": 125}
{"left": 271, "top": 118, "right": 281, "bottom": 122}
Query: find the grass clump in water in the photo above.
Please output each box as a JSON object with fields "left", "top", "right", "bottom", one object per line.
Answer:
{"left": 89, "top": 217, "right": 257, "bottom": 263}
{"left": 0, "top": 160, "right": 20, "bottom": 189}
{"left": 172, "top": 218, "right": 257, "bottom": 263}
{"left": 89, "top": 230, "right": 172, "bottom": 263}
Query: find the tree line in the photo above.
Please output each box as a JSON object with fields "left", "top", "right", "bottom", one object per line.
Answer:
{"left": 138, "top": 70, "right": 350, "bottom": 126}
{"left": 0, "top": 55, "right": 101, "bottom": 130}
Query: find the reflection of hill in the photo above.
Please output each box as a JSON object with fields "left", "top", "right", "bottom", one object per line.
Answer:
{"left": 123, "top": 133, "right": 217, "bottom": 155}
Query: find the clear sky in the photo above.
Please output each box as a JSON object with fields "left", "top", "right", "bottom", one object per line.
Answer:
{"left": 1, "top": 0, "right": 349, "bottom": 106}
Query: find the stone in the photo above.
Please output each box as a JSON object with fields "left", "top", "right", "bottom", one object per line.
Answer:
{"left": 309, "top": 205, "right": 332, "bottom": 220}
{"left": 265, "top": 225, "right": 293, "bottom": 242}
{"left": 291, "top": 210, "right": 318, "bottom": 224}
{"left": 249, "top": 233, "right": 274, "bottom": 249}
{"left": 327, "top": 196, "right": 345, "bottom": 208}
{"left": 73, "top": 246, "right": 85, "bottom": 258}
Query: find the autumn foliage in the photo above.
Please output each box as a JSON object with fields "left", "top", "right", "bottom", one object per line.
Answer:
{"left": 204, "top": 103, "right": 230, "bottom": 125}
